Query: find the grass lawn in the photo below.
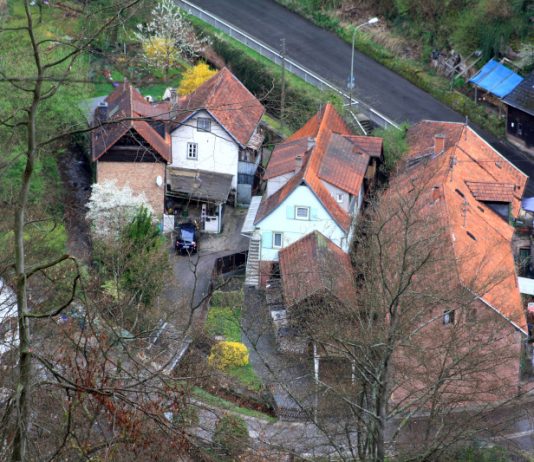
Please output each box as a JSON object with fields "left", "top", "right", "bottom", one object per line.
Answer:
{"left": 206, "top": 293, "right": 263, "bottom": 392}
{"left": 90, "top": 65, "right": 185, "bottom": 99}
{"left": 192, "top": 387, "right": 276, "bottom": 423}
{"left": 262, "top": 113, "right": 292, "bottom": 139}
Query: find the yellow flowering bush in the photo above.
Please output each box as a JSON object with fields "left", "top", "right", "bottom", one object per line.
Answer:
{"left": 178, "top": 63, "right": 217, "bottom": 96}
{"left": 208, "top": 341, "right": 249, "bottom": 370}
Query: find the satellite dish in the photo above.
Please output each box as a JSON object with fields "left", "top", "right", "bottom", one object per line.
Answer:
{"left": 156, "top": 175, "right": 163, "bottom": 187}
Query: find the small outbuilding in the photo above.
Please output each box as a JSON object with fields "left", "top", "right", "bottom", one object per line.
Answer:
{"left": 503, "top": 72, "right": 534, "bottom": 155}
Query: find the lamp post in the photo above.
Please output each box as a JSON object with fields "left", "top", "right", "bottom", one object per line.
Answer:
{"left": 348, "top": 17, "right": 379, "bottom": 113}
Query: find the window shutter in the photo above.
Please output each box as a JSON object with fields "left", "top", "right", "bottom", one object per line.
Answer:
{"left": 311, "top": 208, "right": 318, "bottom": 220}
{"left": 286, "top": 206, "right": 294, "bottom": 219}
{"left": 262, "top": 231, "right": 272, "bottom": 249}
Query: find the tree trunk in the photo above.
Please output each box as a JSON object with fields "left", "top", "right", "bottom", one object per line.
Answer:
{"left": 11, "top": 4, "right": 42, "bottom": 458}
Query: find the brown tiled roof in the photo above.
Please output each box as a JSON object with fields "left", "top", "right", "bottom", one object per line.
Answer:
{"left": 255, "top": 170, "right": 305, "bottom": 225}
{"left": 390, "top": 121, "right": 528, "bottom": 331}
{"left": 343, "top": 135, "right": 383, "bottom": 158}
{"left": 263, "top": 138, "right": 311, "bottom": 180}
{"left": 91, "top": 83, "right": 171, "bottom": 162}
{"left": 465, "top": 181, "right": 516, "bottom": 203}
{"left": 173, "top": 67, "right": 265, "bottom": 146}
{"left": 319, "top": 133, "right": 378, "bottom": 195}
{"left": 279, "top": 231, "right": 356, "bottom": 307}
{"left": 406, "top": 120, "right": 526, "bottom": 215}
{"left": 257, "top": 104, "right": 377, "bottom": 232}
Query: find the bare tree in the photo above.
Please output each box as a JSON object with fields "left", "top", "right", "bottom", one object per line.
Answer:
{"left": 0, "top": 2, "right": 204, "bottom": 460}
{"left": 243, "top": 158, "right": 529, "bottom": 461}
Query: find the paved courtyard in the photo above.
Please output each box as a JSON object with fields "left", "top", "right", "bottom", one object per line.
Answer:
{"left": 161, "top": 206, "right": 249, "bottom": 332}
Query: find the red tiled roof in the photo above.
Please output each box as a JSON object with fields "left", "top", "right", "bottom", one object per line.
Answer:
{"left": 173, "top": 67, "right": 265, "bottom": 146}
{"left": 255, "top": 170, "right": 305, "bottom": 225}
{"left": 343, "top": 135, "right": 383, "bottom": 158}
{"left": 465, "top": 181, "right": 516, "bottom": 203}
{"left": 405, "top": 120, "right": 526, "bottom": 215}
{"left": 319, "top": 133, "right": 376, "bottom": 195}
{"left": 279, "top": 231, "right": 356, "bottom": 307}
{"left": 91, "top": 82, "right": 171, "bottom": 162}
{"left": 389, "top": 121, "right": 528, "bottom": 331}
{"left": 257, "top": 104, "right": 378, "bottom": 232}
{"left": 263, "top": 138, "right": 311, "bottom": 180}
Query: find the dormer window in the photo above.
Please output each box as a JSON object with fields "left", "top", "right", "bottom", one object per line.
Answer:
{"left": 443, "top": 310, "right": 455, "bottom": 325}
{"left": 197, "top": 118, "right": 211, "bottom": 132}
{"left": 483, "top": 202, "right": 510, "bottom": 221}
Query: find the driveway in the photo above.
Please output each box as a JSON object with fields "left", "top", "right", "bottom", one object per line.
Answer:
{"left": 187, "top": 0, "right": 534, "bottom": 195}
{"left": 162, "top": 206, "right": 249, "bottom": 332}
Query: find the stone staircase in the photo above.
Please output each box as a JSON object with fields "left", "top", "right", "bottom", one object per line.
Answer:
{"left": 245, "top": 233, "right": 261, "bottom": 287}
{"left": 359, "top": 117, "right": 374, "bottom": 134}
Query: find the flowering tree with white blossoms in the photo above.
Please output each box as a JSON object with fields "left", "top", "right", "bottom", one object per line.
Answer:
{"left": 134, "top": 0, "right": 208, "bottom": 81}
{"left": 86, "top": 180, "right": 154, "bottom": 238}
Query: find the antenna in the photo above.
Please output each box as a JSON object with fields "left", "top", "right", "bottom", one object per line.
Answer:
{"left": 449, "top": 154, "right": 457, "bottom": 182}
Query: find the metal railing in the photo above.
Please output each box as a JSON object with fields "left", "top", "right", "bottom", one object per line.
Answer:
{"left": 177, "top": 0, "right": 399, "bottom": 130}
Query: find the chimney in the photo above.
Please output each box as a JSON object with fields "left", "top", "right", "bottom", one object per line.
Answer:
{"left": 307, "top": 137, "right": 315, "bottom": 151}
{"left": 295, "top": 154, "right": 303, "bottom": 173}
{"left": 169, "top": 88, "right": 177, "bottom": 119}
{"left": 434, "top": 134, "right": 446, "bottom": 156}
{"left": 96, "top": 101, "right": 108, "bottom": 123}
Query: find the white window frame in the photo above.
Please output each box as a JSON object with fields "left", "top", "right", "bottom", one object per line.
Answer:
{"left": 197, "top": 117, "right": 211, "bottom": 132}
{"left": 336, "top": 193, "right": 344, "bottom": 203}
{"left": 273, "top": 232, "right": 283, "bottom": 249}
{"left": 187, "top": 142, "right": 198, "bottom": 160}
{"left": 295, "top": 206, "right": 310, "bottom": 220}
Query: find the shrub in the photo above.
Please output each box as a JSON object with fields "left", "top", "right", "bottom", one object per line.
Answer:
{"left": 178, "top": 62, "right": 217, "bottom": 95}
{"left": 209, "top": 341, "right": 249, "bottom": 369}
{"left": 373, "top": 123, "right": 409, "bottom": 172}
{"left": 213, "top": 414, "right": 250, "bottom": 459}
{"left": 172, "top": 405, "right": 199, "bottom": 428}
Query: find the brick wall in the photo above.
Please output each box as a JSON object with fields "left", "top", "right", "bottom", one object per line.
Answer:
{"left": 96, "top": 162, "right": 165, "bottom": 216}
{"left": 259, "top": 261, "right": 274, "bottom": 288}
{"left": 390, "top": 298, "right": 524, "bottom": 408}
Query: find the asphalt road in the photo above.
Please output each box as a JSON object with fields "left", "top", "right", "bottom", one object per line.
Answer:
{"left": 189, "top": 0, "right": 534, "bottom": 195}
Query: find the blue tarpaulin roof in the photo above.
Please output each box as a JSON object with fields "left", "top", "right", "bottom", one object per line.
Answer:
{"left": 469, "top": 59, "right": 523, "bottom": 98}
{"left": 522, "top": 197, "right": 534, "bottom": 213}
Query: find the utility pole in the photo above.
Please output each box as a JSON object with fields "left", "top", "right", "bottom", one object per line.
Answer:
{"left": 280, "top": 38, "right": 286, "bottom": 134}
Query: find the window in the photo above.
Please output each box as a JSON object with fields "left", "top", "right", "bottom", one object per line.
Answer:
{"left": 336, "top": 193, "right": 344, "bottom": 203}
{"left": 443, "top": 310, "right": 455, "bottom": 325}
{"left": 466, "top": 231, "right": 477, "bottom": 241}
{"left": 295, "top": 206, "right": 310, "bottom": 220}
{"left": 187, "top": 142, "right": 198, "bottom": 160}
{"left": 197, "top": 117, "right": 211, "bottom": 132}
{"left": 273, "top": 232, "right": 283, "bottom": 248}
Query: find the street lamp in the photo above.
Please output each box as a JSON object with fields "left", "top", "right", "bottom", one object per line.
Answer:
{"left": 348, "top": 17, "right": 379, "bottom": 113}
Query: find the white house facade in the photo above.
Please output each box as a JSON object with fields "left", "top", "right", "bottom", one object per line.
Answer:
{"left": 170, "top": 110, "right": 240, "bottom": 188}
{"left": 256, "top": 185, "right": 348, "bottom": 262}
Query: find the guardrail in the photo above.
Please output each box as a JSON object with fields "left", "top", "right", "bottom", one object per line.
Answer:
{"left": 176, "top": 0, "right": 399, "bottom": 130}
